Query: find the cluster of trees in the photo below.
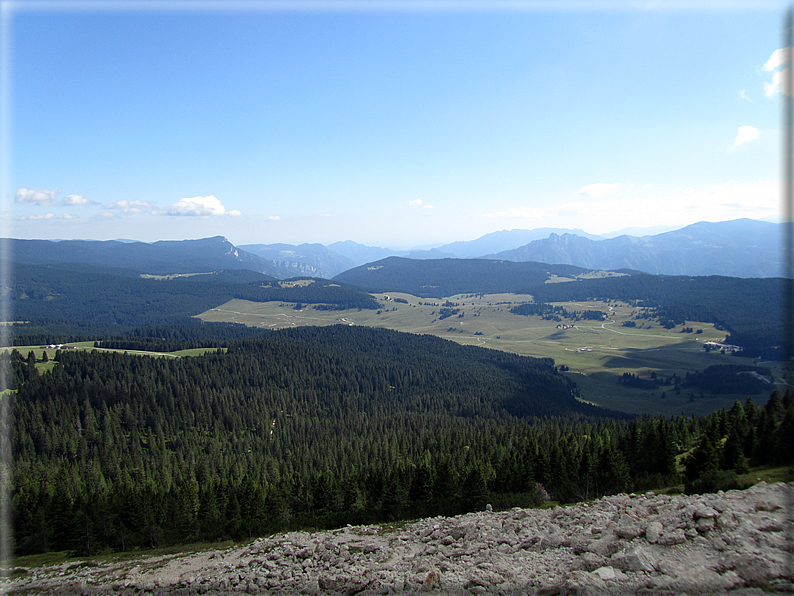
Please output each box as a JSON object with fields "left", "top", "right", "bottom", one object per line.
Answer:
{"left": 510, "top": 303, "right": 605, "bottom": 322}
{"left": 510, "top": 303, "right": 566, "bottom": 318}
{"left": 618, "top": 372, "right": 682, "bottom": 391}
{"left": 95, "top": 323, "right": 272, "bottom": 352}
{"left": 618, "top": 372, "right": 665, "bottom": 390}
{"left": 681, "top": 365, "right": 773, "bottom": 396}
{"left": 683, "top": 390, "right": 794, "bottom": 493}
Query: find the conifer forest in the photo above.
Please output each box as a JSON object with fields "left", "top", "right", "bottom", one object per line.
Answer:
{"left": 5, "top": 325, "right": 793, "bottom": 557}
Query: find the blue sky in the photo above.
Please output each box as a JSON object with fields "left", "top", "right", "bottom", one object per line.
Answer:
{"left": 3, "top": 1, "right": 789, "bottom": 249}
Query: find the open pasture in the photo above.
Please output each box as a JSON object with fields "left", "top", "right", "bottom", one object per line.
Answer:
{"left": 198, "top": 294, "right": 782, "bottom": 415}
{"left": 4, "top": 342, "right": 220, "bottom": 370}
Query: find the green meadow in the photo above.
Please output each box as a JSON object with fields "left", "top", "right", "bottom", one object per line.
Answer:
{"left": 197, "top": 293, "right": 783, "bottom": 416}
{"left": 6, "top": 342, "right": 220, "bottom": 372}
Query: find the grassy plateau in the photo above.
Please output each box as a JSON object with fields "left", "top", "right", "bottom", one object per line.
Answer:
{"left": 197, "top": 290, "right": 783, "bottom": 416}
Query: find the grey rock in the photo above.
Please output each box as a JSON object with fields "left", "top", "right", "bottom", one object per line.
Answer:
{"left": 539, "top": 533, "right": 566, "bottom": 550}
{"left": 610, "top": 545, "right": 657, "bottom": 573}
{"left": 723, "top": 552, "right": 779, "bottom": 586}
{"left": 586, "top": 535, "right": 621, "bottom": 557}
{"left": 591, "top": 566, "right": 619, "bottom": 581}
{"left": 693, "top": 505, "right": 719, "bottom": 519}
{"left": 658, "top": 528, "right": 687, "bottom": 545}
{"left": 519, "top": 536, "right": 542, "bottom": 550}
{"left": 8, "top": 482, "right": 794, "bottom": 596}
{"left": 656, "top": 567, "right": 740, "bottom": 593}
{"left": 645, "top": 521, "right": 663, "bottom": 543}
{"left": 696, "top": 517, "right": 715, "bottom": 532}
{"left": 614, "top": 524, "right": 643, "bottom": 540}
{"left": 559, "top": 570, "right": 608, "bottom": 596}
{"left": 576, "top": 552, "right": 606, "bottom": 572}
{"left": 448, "top": 526, "right": 467, "bottom": 541}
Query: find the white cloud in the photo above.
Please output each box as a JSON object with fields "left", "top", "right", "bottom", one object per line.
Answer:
{"left": 577, "top": 182, "right": 621, "bottom": 198}
{"left": 764, "top": 47, "right": 791, "bottom": 72}
{"left": 164, "top": 195, "right": 239, "bottom": 217}
{"left": 267, "top": 215, "right": 281, "bottom": 221}
{"left": 731, "top": 125, "right": 760, "bottom": 149}
{"left": 15, "top": 188, "right": 97, "bottom": 207}
{"left": 60, "top": 194, "right": 95, "bottom": 206}
{"left": 765, "top": 68, "right": 790, "bottom": 97}
{"left": 21, "top": 213, "right": 55, "bottom": 220}
{"left": 408, "top": 198, "right": 434, "bottom": 209}
{"left": 739, "top": 89, "right": 752, "bottom": 102}
{"left": 60, "top": 213, "right": 78, "bottom": 219}
{"left": 763, "top": 48, "right": 792, "bottom": 97}
{"left": 15, "top": 188, "right": 59, "bottom": 205}
{"left": 107, "top": 200, "right": 157, "bottom": 214}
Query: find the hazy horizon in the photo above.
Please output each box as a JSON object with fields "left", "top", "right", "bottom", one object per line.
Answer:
{"left": 6, "top": 215, "right": 783, "bottom": 254}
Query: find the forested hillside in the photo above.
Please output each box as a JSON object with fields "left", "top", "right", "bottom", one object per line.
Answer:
{"left": 7, "top": 326, "right": 793, "bottom": 557}
{"left": 8, "top": 326, "right": 618, "bottom": 555}
{"left": 530, "top": 274, "right": 783, "bottom": 358}
{"left": 333, "top": 257, "right": 589, "bottom": 297}
{"left": 7, "top": 262, "right": 378, "bottom": 343}
{"left": 6, "top": 236, "right": 282, "bottom": 277}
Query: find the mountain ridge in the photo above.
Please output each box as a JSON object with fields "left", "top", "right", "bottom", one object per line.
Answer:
{"left": 4, "top": 217, "right": 784, "bottom": 279}
{"left": 487, "top": 219, "right": 782, "bottom": 278}
{"left": 5, "top": 236, "right": 284, "bottom": 278}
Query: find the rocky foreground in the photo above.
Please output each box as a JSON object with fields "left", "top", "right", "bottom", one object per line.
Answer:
{"left": 5, "top": 482, "right": 793, "bottom": 595}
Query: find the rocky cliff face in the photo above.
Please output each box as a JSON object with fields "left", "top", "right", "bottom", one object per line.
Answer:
{"left": 5, "top": 482, "right": 792, "bottom": 595}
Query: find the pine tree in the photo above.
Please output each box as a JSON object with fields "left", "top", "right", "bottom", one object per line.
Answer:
{"left": 684, "top": 433, "right": 718, "bottom": 489}
{"left": 773, "top": 405, "right": 794, "bottom": 465}
{"left": 461, "top": 464, "right": 488, "bottom": 513}
{"left": 593, "top": 442, "right": 630, "bottom": 497}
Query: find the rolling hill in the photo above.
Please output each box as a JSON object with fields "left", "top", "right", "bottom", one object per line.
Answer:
{"left": 333, "top": 257, "right": 593, "bottom": 298}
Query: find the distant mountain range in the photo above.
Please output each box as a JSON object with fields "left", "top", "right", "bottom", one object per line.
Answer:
{"left": 6, "top": 236, "right": 282, "bottom": 278}
{"left": 3, "top": 218, "right": 785, "bottom": 279}
{"left": 486, "top": 219, "right": 781, "bottom": 278}
{"left": 246, "top": 218, "right": 782, "bottom": 279}
{"left": 434, "top": 227, "right": 603, "bottom": 257}
{"left": 239, "top": 242, "right": 358, "bottom": 279}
